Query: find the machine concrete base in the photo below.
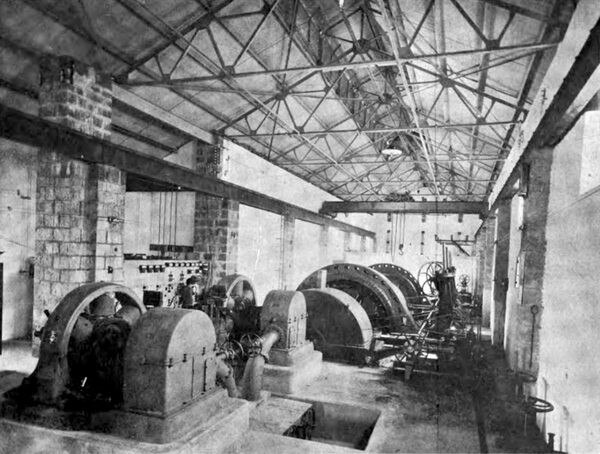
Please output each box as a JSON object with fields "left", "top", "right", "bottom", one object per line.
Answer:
{"left": 263, "top": 349, "right": 323, "bottom": 395}
{"left": 0, "top": 393, "right": 249, "bottom": 454}
{"left": 95, "top": 389, "right": 240, "bottom": 444}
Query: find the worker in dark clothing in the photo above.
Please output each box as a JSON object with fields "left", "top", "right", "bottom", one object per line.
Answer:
{"left": 180, "top": 276, "right": 200, "bottom": 308}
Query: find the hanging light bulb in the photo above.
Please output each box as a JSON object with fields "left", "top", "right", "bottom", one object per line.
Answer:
{"left": 381, "top": 136, "right": 404, "bottom": 155}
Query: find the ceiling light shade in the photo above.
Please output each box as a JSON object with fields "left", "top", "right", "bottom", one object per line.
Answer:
{"left": 381, "top": 147, "right": 404, "bottom": 155}
{"left": 381, "top": 136, "right": 404, "bottom": 155}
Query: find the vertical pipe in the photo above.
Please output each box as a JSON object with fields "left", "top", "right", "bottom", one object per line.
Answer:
{"left": 174, "top": 191, "right": 178, "bottom": 247}
{"left": 162, "top": 191, "right": 168, "bottom": 247}
{"left": 158, "top": 192, "right": 162, "bottom": 247}
{"left": 216, "top": 355, "right": 239, "bottom": 398}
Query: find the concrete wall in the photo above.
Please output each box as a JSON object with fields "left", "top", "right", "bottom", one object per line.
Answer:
{"left": 292, "top": 220, "right": 323, "bottom": 288}
{"left": 491, "top": 200, "right": 511, "bottom": 346}
{"left": 219, "top": 139, "right": 382, "bottom": 294}
{"left": 237, "top": 205, "right": 282, "bottom": 305}
{"left": 221, "top": 140, "right": 375, "bottom": 228}
{"left": 503, "top": 194, "right": 525, "bottom": 363}
{"left": 362, "top": 212, "right": 480, "bottom": 287}
{"left": 474, "top": 216, "right": 496, "bottom": 327}
{"left": 0, "top": 140, "right": 37, "bottom": 340}
{"left": 220, "top": 139, "right": 485, "bottom": 290}
{"left": 536, "top": 111, "right": 600, "bottom": 453}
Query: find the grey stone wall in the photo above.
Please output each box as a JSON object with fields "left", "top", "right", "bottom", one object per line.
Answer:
{"left": 33, "top": 56, "right": 124, "bottom": 351}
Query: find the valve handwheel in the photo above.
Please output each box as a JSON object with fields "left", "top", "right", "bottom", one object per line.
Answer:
{"left": 219, "top": 339, "right": 244, "bottom": 362}
{"left": 240, "top": 333, "right": 263, "bottom": 357}
{"left": 524, "top": 396, "right": 554, "bottom": 414}
{"left": 458, "top": 274, "right": 470, "bottom": 288}
{"left": 417, "top": 261, "right": 443, "bottom": 297}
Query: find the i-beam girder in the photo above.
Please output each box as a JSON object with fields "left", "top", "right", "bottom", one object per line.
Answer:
{"left": 320, "top": 201, "right": 486, "bottom": 215}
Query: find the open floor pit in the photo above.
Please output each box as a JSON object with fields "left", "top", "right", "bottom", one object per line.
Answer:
{"left": 250, "top": 396, "right": 380, "bottom": 451}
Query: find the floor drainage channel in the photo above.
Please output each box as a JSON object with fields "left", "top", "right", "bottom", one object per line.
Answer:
{"left": 250, "top": 396, "right": 380, "bottom": 451}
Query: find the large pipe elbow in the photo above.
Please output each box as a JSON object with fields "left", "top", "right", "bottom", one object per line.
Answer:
{"left": 240, "top": 329, "right": 281, "bottom": 401}
{"left": 260, "top": 329, "right": 281, "bottom": 357}
{"left": 216, "top": 355, "right": 239, "bottom": 398}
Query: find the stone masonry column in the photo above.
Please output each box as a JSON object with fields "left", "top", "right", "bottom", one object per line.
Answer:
{"left": 194, "top": 139, "right": 239, "bottom": 282}
{"left": 491, "top": 198, "right": 511, "bottom": 346}
{"left": 34, "top": 56, "right": 125, "bottom": 350}
{"left": 505, "top": 149, "right": 554, "bottom": 373}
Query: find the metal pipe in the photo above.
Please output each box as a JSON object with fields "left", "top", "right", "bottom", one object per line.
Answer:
{"left": 240, "top": 329, "right": 280, "bottom": 401}
{"left": 216, "top": 355, "right": 239, "bottom": 398}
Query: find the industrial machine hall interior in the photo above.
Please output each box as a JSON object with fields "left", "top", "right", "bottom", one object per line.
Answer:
{"left": 0, "top": 0, "right": 598, "bottom": 452}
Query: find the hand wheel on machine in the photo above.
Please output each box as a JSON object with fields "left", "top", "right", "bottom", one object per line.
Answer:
{"left": 219, "top": 339, "right": 245, "bottom": 362}
{"left": 240, "top": 333, "right": 263, "bottom": 358}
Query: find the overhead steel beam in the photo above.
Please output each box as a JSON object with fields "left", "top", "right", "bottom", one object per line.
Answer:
{"left": 111, "top": 124, "right": 178, "bottom": 155}
{"left": 320, "top": 201, "right": 486, "bottom": 215}
{"left": 485, "top": 0, "right": 567, "bottom": 196}
{"left": 112, "top": 86, "right": 214, "bottom": 144}
{"left": 0, "top": 105, "right": 374, "bottom": 238}
{"left": 478, "top": 0, "right": 569, "bottom": 26}
{"left": 125, "top": 41, "right": 558, "bottom": 86}
{"left": 489, "top": 0, "right": 600, "bottom": 209}
{"left": 225, "top": 120, "right": 518, "bottom": 137}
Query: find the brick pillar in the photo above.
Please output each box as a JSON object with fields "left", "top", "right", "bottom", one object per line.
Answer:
{"left": 193, "top": 140, "right": 239, "bottom": 282}
{"left": 491, "top": 199, "right": 511, "bottom": 346}
{"left": 89, "top": 164, "right": 126, "bottom": 284}
{"left": 505, "top": 149, "right": 554, "bottom": 372}
{"left": 33, "top": 56, "right": 124, "bottom": 351}
{"left": 39, "top": 55, "right": 112, "bottom": 139}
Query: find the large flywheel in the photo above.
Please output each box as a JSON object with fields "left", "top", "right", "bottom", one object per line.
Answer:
{"left": 297, "top": 263, "right": 416, "bottom": 332}
{"left": 217, "top": 274, "right": 258, "bottom": 308}
{"left": 370, "top": 263, "right": 428, "bottom": 308}
{"left": 24, "top": 282, "right": 146, "bottom": 407}
{"left": 301, "top": 288, "right": 373, "bottom": 364}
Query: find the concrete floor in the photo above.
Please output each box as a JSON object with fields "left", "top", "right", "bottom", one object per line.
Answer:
{"left": 283, "top": 362, "right": 481, "bottom": 453}
{"left": 0, "top": 337, "right": 549, "bottom": 453}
